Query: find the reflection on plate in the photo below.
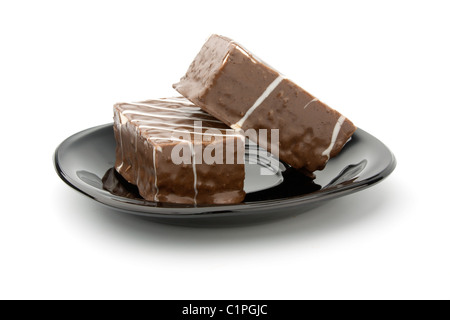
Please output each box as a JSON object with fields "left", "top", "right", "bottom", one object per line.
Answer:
{"left": 54, "top": 124, "right": 396, "bottom": 226}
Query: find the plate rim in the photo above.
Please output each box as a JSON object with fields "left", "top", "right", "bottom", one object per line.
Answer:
{"left": 54, "top": 123, "right": 396, "bottom": 217}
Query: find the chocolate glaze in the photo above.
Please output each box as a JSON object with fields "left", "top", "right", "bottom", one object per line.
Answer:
{"left": 102, "top": 167, "right": 142, "bottom": 200}
{"left": 102, "top": 166, "right": 321, "bottom": 204}
{"left": 113, "top": 97, "right": 246, "bottom": 205}
{"left": 174, "top": 34, "right": 357, "bottom": 172}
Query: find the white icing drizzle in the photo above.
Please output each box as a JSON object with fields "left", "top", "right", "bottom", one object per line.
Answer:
{"left": 136, "top": 167, "right": 140, "bottom": 188}
{"left": 119, "top": 112, "right": 128, "bottom": 125}
{"left": 122, "top": 101, "right": 203, "bottom": 114}
{"left": 118, "top": 98, "right": 242, "bottom": 140}
{"left": 152, "top": 97, "right": 196, "bottom": 104}
{"left": 149, "top": 136, "right": 188, "bottom": 144}
{"left": 117, "top": 123, "right": 124, "bottom": 171}
{"left": 134, "top": 119, "right": 241, "bottom": 137}
{"left": 188, "top": 142, "right": 198, "bottom": 205}
{"left": 135, "top": 126, "right": 140, "bottom": 187}
{"left": 231, "top": 75, "right": 284, "bottom": 130}
{"left": 322, "top": 115, "right": 346, "bottom": 160}
{"left": 304, "top": 97, "right": 318, "bottom": 109}
{"left": 139, "top": 124, "right": 239, "bottom": 138}
{"left": 152, "top": 146, "right": 159, "bottom": 201}
{"left": 134, "top": 128, "right": 138, "bottom": 153}
{"left": 132, "top": 118, "right": 227, "bottom": 130}
{"left": 123, "top": 110, "right": 223, "bottom": 123}
{"left": 234, "top": 45, "right": 260, "bottom": 64}
{"left": 222, "top": 52, "right": 231, "bottom": 65}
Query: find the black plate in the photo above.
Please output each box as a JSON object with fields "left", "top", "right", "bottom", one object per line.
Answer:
{"left": 54, "top": 124, "right": 395, "bottom": 226}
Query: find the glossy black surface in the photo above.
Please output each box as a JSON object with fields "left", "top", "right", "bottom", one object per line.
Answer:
{"left": 54, "top": 124, "right": 396, "bottom": 225}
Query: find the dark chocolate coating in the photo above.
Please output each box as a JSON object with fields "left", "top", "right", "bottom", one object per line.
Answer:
{"left": 174, "top": 34, "right": 357, "bottom": 172}
{"left": 113, "top": 97, "right": 245, "bottom": 205}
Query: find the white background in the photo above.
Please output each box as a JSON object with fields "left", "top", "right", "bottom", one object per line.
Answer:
{"left": 1, "top": 0, "right": 449, "bottom": 300}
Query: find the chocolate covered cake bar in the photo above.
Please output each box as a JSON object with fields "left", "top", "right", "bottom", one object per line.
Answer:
{"left": 113, "top": 97, "right": 245, "bottom": 205}
{"left": 174, "top": 34, "right": 357, "bottom": 172}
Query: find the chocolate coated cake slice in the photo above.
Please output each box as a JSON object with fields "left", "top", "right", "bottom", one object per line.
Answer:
{"left": 113, "top": 97, "right": 245, "bottom": 205}
{"left": 173, "top": 34, "right": 356, "bottom": 172}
